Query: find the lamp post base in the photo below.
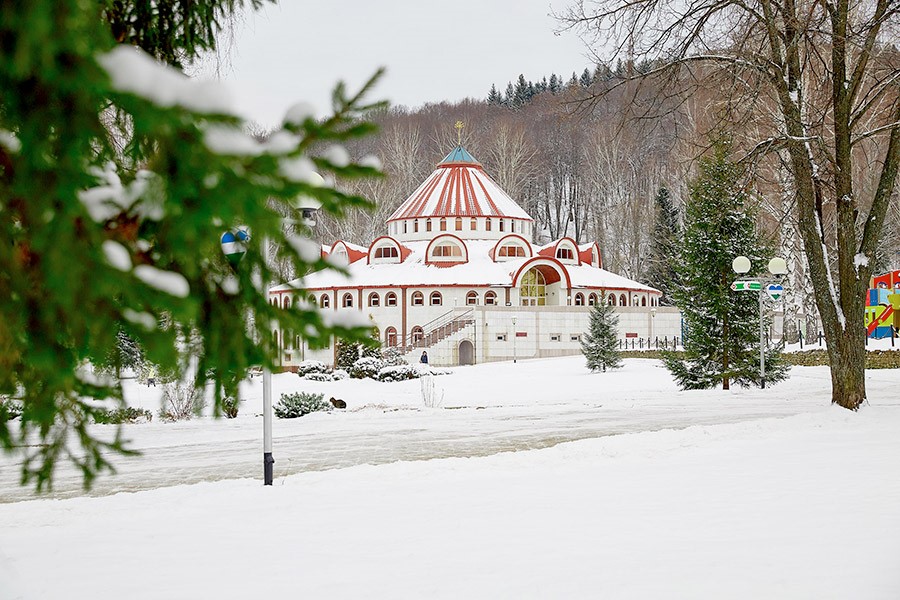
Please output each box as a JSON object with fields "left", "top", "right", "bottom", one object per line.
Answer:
{"left": 263, "top": 452, "right": 274, "bottom": 486}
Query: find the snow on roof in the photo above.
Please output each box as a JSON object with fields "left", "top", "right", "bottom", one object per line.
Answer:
{"left": 271, "top": 239, "right": 657, "bottom": 293}
{"left": 387, "top": 147, "right": 532, "bottom": 222}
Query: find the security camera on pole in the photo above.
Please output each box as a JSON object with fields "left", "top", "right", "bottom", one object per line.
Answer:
{"left": 731, "top": 255, "right": 787, "bottom": 388}
{"left": 261, "top": 172, "right": 324, "bottom": 486}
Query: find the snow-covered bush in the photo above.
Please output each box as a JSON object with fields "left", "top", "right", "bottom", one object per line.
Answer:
{"left": 304, "top": 372, "right": 335, "bottom": 382}
{"left": 0, "top": 397, "right": 23, "bottom": 421}
{"left": 221, "top": 396, "right": 240, "bottom": 419}
{"left": 377, "top": 364, "right": 421, "bottom": 382}
{"left": 349, "top": 356, "right": 386, "bottom": 379}
{"left": 332, "top": 369, "right": 349, "bottom": 380}
{"left": 296, "top": 360, "right": 328, "bottom": 377}
{"left": 274, "top": 392, "right": 331, "bottom": 419}
{"left": 93, "top": 407, "right": 153, "bottom": 424}
{"left": 158, "top": 381, "right": 206, "bottom": 422}
{"left": 381, "top": 346, "right": 408, "bottom": 367}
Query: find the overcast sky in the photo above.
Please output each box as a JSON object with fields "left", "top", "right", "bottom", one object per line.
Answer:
{"left": 210, "top": 0, "right": 591, "bottom": 127}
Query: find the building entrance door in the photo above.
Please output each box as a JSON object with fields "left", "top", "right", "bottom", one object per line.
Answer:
{"left": 458, "top": 340, "right": 474, "bottom": 365}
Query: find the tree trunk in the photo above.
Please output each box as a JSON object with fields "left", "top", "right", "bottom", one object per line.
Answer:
{"left": 827, "top": 328, "right": 866, "bottom": 410}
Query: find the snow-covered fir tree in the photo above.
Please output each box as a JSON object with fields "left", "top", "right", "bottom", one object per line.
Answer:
{"left": 581, "top": 298, "right": 623, "bottom": 372}
{"left": 663, "top": 139, "right": 788, "bottom": 390}
{"left": 487, "top": 84, "right": 502, "bottom": 105}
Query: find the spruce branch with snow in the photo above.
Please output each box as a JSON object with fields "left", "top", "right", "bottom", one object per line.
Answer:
{"left": 0, "top": 1, "right": 386, "bottom": 491}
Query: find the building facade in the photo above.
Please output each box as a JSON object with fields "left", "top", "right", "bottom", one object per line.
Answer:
{"left": 270, "top": 146, "right": 680, "bottom": 367}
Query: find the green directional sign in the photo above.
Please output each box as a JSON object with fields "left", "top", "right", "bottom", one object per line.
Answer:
{"left": 731, "top": 280, "right": 762, "bottom": 292}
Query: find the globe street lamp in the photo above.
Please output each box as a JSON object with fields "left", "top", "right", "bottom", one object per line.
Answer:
{"left": 262, "top": 173, "right": 323, "bottom": 486}
{"left": 732, "top": 255, "right": 787, "bottom": 389}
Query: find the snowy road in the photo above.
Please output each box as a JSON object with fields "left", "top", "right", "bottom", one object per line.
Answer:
{"left": 3, "top": 359, "right": 890, "bottom": 504}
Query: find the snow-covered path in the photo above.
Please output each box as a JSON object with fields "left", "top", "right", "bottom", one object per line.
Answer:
{"left": 3, "top": 358, "right": 891, "bottom": 503}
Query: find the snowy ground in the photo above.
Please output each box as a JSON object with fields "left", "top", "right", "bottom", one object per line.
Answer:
{"left": 1, "top": 356, "right": 899, "bottom": 598}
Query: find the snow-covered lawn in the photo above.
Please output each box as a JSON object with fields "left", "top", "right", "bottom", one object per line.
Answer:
{"left": 1, "top": 357, "right": 899, "bottom": 598}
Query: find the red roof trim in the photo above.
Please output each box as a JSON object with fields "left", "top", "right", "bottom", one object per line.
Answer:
{"left": 401, "top": 170, "right": 445, "bottom": 220}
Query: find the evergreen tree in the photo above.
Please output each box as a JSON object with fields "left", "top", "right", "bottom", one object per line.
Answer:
{"left": 643, "top": 187, "right": 680, "bottom": 304}
{"left": 538, "top": 76, "right": 549, "bottom": 93}
{"left": 579, "top": 67, "right": 593, "bottom": 88}
{"left": 581, "top": 299, "right": 623, "bottom": 372}
{"left": 568, "top": 72, "right": 579, "bottom": 87}
{"left": 504, "top": 81, "right": 515, "bottom": 106}
{"left": 487, "top": 84, "right": 502, "bottom": 105}
{"left": 663, "top": 140, "right": 788, "bottom": 390}
{"left": 548, "top": 73, "right": 561, "bottom": 93}
{"left": 513, "top": 74, "right": 530, "bottom": 107}
{"left": 1, "top": 1, "right": 383, "bottom": 490}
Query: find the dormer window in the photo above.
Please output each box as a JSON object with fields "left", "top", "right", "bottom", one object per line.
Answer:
{"left": 556, "top": 247, "right": 574, "bottom": 261}
{"left": 374, "top": 246, "right": 398, "bottom": 259}
{"left": 432, "top": 244, "right": 462, "bottom": 258}
{"left": 499, "top": 245, "right": 526, "bottom": 258}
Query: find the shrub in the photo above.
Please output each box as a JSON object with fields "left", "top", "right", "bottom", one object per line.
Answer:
{"left": 332, "top": 369, "right": 349, "bottom": 380}
{"left": 296, "top": 360, "right": 328, "bottom": 377}
{"left": 93, "top": 407, "right": 153, "bottom": 424}
{"left": 222, "top": 396, "right": 240, "bottom": 419}
{"left": 274, "top": 392, "right": 332, "bottom": 419}
{"left": 378, "top": 364, "right": 421, "bottom": 382}
{"left": 349, "top": 356, "right": 385, "bottom": 379}
{"left": 159, "top": 381, "right": 206, "bottom": 422}
{"left": 0, "top": 397, "right": 23, "bottom": 421}
{"left": 381, "top": 346, "right": 408, "bottom": 367}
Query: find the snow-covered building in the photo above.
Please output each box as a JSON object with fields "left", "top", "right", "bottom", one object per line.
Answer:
{"left": 270, "top": 146, "right": 680, "bottom": 367}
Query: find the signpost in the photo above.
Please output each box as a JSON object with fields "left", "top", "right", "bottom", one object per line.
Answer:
{"left": 731, "top": 255, "right": 787, "bottom": 389}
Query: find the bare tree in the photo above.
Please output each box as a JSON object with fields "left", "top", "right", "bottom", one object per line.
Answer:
{"left": 564, "top": 0, "right": 900, "bottom": 410}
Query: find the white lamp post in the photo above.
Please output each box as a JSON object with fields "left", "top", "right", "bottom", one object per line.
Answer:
{"left": 732, "top": 255, "right": 787, "bottom": 389}
{"left": 650, "top": 307, "right": 657, "bottom": 344}
{"left": 511, "top": 315, "right": 517, "bottom": 363}
{"left": 262, "top": 172, "right": 323, "bottom": 486}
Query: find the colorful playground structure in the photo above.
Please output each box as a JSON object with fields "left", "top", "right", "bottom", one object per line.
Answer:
{"left": 866, "top": 270, "right": 900, "bottom": 338}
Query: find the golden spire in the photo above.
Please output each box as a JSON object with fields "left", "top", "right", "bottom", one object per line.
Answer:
{"left": 455, "top": 120, "right": 464, "bottom": 146}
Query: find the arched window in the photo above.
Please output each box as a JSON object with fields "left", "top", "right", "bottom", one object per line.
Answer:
{"left": 466, "top": 291, "right": 478, "bottom": 305}
{"left": 455, "top": 217, "right": 462, "bottom": 231}
{"left": 403, "top": 222, "right": 408, "bottom": 234}
{"left": 320, "top": 294, "right": 330, "bottom": 309}
{"left": 431, "top": 244, "right": 462, "bottom": 258}
{"left": 368, "top": 292, "right": 380, "bottom": 307}
{"left": 620, "top": 294, "right": 627, "bottom": 306}
{"left": 556, "top": 247, "right": 574, "bottom": 261}
{"left": 411, "top": 326, "right": 424, "bottom": 345}
{"left": 283, "top": 296, "right": 291, "bottom": 309}
{"left": 499, "top": 220, "right": 505, "bottom": 232}
{"left": 470, "top": 218, "right": 477, "bottom": 230}
{"left": 426, "top": 220, "right": 432, "bottom": 232}
{"left": 440, "top": 218, "right": 447, "bottom": 231}
{"left": 641, "top": 296, "right": 647, "bottom": 306}
{"left": 498, "top": 245, "right": 526, "bottom": 258}
{"left": 589, "top": 293, "right": 598, "bottom": 306}
{"left": 342, "top": 293, "right": 354, "bottom": 308}
{"left": 574, "top": 293, "right": 585, "bottom": 306}
{"left": 412, "top": 291, "right": 424, "bottom": 306}
{"left": 374, "top": 246, "right": 398, "bottom": 259}
{"left": 486, "top": 219, "right": 492, "bottom": 231}
{"left": 385, "top": 327, "right": 397, "bottom": 347}
{"left": 309, "top": 295, "right": 317, "bottom": 307}
{"left": 386, "top": 292, "right": 397, "bottom": 307}
{"left": 608, "top": 294, "right": 616, "bottom": 306}
{"left": 520, "top": 268, "right": 547, "bottom": 306}
{"left": 484, "top": 291, "right": 497, "bottom": 305}
{"left": 414, "top": 220, "right": 419, "bottom": 233}
{"left": 430, "top": 291, "right": 442, "bottom": 306}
